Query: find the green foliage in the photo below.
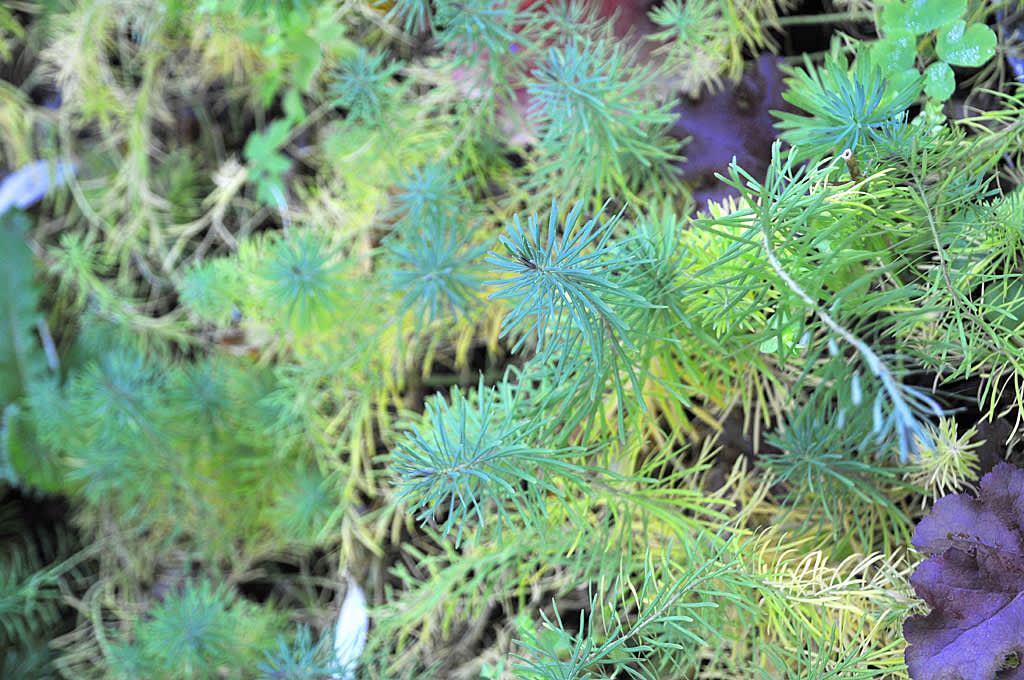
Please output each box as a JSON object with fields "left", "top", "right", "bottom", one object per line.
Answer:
{"left": 701, "top": 140, "right": 950, "bottom": 463}
{"left": 385, "top": 216, "right": 489, "bottom": 326}
{"left": 905, "top": 418, "right": 981, "bottom": 502}
{"left": 203, "top": 0, "right": 344, "bottom": 99}
{"left": 511, "top": 532, "right": 760, "bottom": 680}
{"left": 0, "top": 210, "right": 48, "bottom": 406}
{"left": 110, "top": 579, "right": 276, "bottom": 680}
{"left": 434, "top": 0, "right": 524, "bottom": 86}
{"left": 774, "top": 46, "right": 922, "bottom": 161}
{"left": 378, "top": 0, "right": 433, "bottom": 36}
{"left": 257, "top": 230, "right": 348, "bottom": 336}
{"left": 647, "top": 0, "right": 722, "bottom": 57}
{"left": 0, "top": 6, "right": 25, "bottom": 62}
{"left": 8, "top": 1, "right": 1024, "bottom": 679}
{"left": 382, "top": 163, "right": 490, "bottom": 327}
{"left": 391, "top": 162, "right": 466, "bottom": 227}
{"left": 763, "top": 399, "right": 913, "bottom": 554}
{"left": 485, "top": 201, "right": 661, "bottom": 436}
{"left": 935, "top": 21, "right": 997, "bottom": 68}
{"left": 329, "top": 47, "right": 405, "bottom": 126}
{"left": 0, "top": 210, "right": 60, "bottom": 491}
{"left": 0, "top": 535, "right": 62, "bottom": 653}
{"left": 264, "top": 464, "right": 338, "bottom": 546}
{"left": 0, "top": 498, "right": 84, "bottom": 679}
{"left": 391, "top": 375, "right": 587, "bottom": 547}
{"left": 646, "top": 0, "right": 729, "bottom": 93}
{"left": 882, "top": 0, "right": 966, "bottom": 34}
{"left": 525, "top": 38, "right": 682, "bottom": 203}
{"left": 875, "top": 0, "right": 997, "bottom": 103}
{"left": 178, "top": 256, "right": 246, "bottom": 326}
{"left": 754, "top": 627, "right": 905, "bottom": 680}
{"left": 257, "top": 625, "right": 349, "bottom": 679}
{"left": 489, "top": 203, "right": 643, "bottom": 368}
{"left": 17, "top": 322, "right": 352, "bottom": 561}
{"left": 489, "top": 202, "right": 635, "bottom": 352}
{"left": 243, "top": 95, "right": 304, "bottom": 207}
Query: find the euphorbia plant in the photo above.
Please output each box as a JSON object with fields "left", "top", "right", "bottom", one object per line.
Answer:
{"left": 2, "top": 1, "right": 1024, "bottom": 679}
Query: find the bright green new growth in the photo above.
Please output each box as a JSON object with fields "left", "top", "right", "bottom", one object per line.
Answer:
{"left": 526, "top": 38, "right": 682, "bottom": 204}
{"left": 391, "top": 374, "right": 586, "bottom": 547}
{"left": 328, "top": 47, "right": 404, "bottom": 125}
{"left": 5, "top": 0, "right": 1024, "bottom": 679}
{"left": 773, "top": 46, "right": 923, "bottom": 161}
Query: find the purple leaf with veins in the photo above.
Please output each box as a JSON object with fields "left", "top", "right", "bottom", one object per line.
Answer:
{"left": 904, "top": 462, "right": 1024, "bottom": 680}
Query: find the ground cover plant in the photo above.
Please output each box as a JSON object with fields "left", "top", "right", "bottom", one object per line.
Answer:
{"left": 2, "top": 0, "right": 1024, "bottom": 678}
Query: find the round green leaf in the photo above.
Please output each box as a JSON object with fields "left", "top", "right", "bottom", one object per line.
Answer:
{"left": 871, "top": 31, "right": 917, "bottom": 73}
{"left": 924, "top": 61, "right": 955, "bottom": 101}
{"left": 937, "top": 21, "right": 997, "bottom": 67}
{"left": 889, "top": 67, "right": 926, "bottom": 100}
{"left": 881, "top": 0, "right": 965, "bottom": 36}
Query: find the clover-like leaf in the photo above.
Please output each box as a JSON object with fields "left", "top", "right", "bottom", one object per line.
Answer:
{"left": 881, "top": 0, "right": 965, "bottom": 36}
{"left": 871, "top": 31, "right": 918, "bottom": 74}
{"left": 937, "top": 21, "right": 997, "bottom": 68}
{"left": 904, "top": 462, "right": 1024, "bottom": 680}
{"left": 923, "top": 61, "right": 955, "bottom": 101}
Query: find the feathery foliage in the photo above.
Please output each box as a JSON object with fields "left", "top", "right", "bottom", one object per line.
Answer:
{"left": 774, "top": 45, "right": 924, "bottom": 161}
{"left": 5, "top": 1, "right": 1024, "bottom": 679}
{"left": 391, "top": 374, "right": 587, "bottom": 547}
{"left": 329, "top": 47, "right": 405, "bottom": 126}
{"left": 109, "top": 579, "right": 277, "bottom": 680}
{"left": 525, "top": 36, "right": 682, "bottom": 204}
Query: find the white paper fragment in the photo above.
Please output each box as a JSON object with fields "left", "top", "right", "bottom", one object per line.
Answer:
{"left": 0, "top": 160, "right": 75, "bottom": 216}
{"left": 332, "top": 581, "right": 368, "bottom": 680}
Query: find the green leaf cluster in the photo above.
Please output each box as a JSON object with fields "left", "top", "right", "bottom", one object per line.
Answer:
{"left": 106, "top": 579, "right": 278, "bottom": 680}
{"left": 875, "top": 0, "right": 997, "bottom": 102}
{"left": 774, "top": 43, "right": 923, "bottom": 161}
{"left": 8, "top": 1, "right": 1024, "bottom": 679}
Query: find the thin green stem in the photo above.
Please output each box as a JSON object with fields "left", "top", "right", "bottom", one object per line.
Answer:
{"left": 760, "top": 220, "right": 939, "bottom": 461}
{"left": 773, "top": 11, "right": 874, "bottom": 27}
